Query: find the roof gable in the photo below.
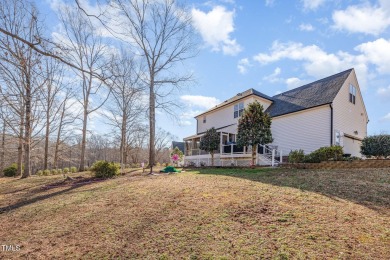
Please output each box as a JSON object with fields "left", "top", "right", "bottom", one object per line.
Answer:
{"left": 195, "top": 88, "right": 273, "bottom": 118}
{"left": 266, "top": 69, "right": 353, "bottom": 117}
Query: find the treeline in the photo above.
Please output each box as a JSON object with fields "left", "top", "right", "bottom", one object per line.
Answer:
{"left": 0, "top": 0, "right": 195, "bottom": 177}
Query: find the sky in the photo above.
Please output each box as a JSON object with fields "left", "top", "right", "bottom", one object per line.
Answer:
{"left": 37, "top": 0, "right": 390, "bottom": 141}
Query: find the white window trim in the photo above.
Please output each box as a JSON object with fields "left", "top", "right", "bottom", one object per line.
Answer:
{"left": 234, "top": 102, "right": 244, "bottom": 118}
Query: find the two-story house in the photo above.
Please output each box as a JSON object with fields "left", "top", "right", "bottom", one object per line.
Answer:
{"left": 183, "top": 68, "right": 368, "bottom": 166}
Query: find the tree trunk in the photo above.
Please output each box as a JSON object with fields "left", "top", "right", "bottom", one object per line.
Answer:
{"left": 211, "top": 152, "right": 214, "bottom": 166}
{"left": 17, "top": 108, "right": 24, "bottom": 177}
{"left": 120, "top": 114, "right": 127, "bottom": 174}
{"left": 148, "top": 80, "right": 155, "bottom": 174}
{"left": 54, "top": 105, "right": 65, "bottom": 169}
{"left": 44, "top": 108, "right": 50, "bottom": 170}
{"left": 22, "top": 82, "right": 31, "bottom": 178}
{"left": 252, "top": 144, "right": 257, "bottom": 167}
{"left": 0, "top": 119, "right": 5, "bottom": 176}
{"left": 79, "top": 107, "right": 88, "bottom": 172}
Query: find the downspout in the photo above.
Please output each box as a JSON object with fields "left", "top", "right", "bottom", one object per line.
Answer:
{"left": 196, "top": 117, "right": 198, "bottom": 135}
{"left": 330, "top": 103, "right": 333, "bottom": 146}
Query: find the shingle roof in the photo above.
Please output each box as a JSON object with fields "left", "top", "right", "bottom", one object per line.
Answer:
{"left": 266, "top": 69, "right": 353, "bottom": 117}
{"left": 171, "top": 141, "right": 185, "bottom": 153}
{"left": 196, "top": 88, "right": 273, "bottom": 117}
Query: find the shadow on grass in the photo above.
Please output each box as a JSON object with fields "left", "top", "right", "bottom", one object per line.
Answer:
{"left": 191, "top": 167, "right": 390, "bottom": 214}
{"left": 0, "top": 178, "right": 105, "bottom": 214}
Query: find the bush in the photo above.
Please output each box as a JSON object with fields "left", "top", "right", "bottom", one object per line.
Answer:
{"left": 57, "top": 169, "right": 62, "bottom": 174}
{"left": 37, "top": 170, "right": 43, "bottom": 176}
{"left": 304, "top": 146, "right": 344, "bottom": 163}
{"left": 43, "top": 169, "right": 50, "bottom": 176}
{"left": 361, "top": 135, "right": 390, "bottom": 158}
{"left": 3, "top": 163, "right": 18, "bottom": 177}
{"left": 63, "top": 168, "right": 69, "bottom": 174}
{"left": 288, "top": 149, "right": 305, "bottom": 163}
{"left": 51, "top": 169, "right": 58, "bottom": 175}
{"left": 91, "top": 160, "right": 120, "bottom": 178}
{"left": 70, "top": 167, "right": 77, "bottom": 173}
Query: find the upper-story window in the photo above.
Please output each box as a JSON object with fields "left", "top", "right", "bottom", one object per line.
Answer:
{"left": 203, "top": 116, "right": 206, "bottom": 123}
{"left": 349, "top": 84, "right": 356, "bottom": 104}
{"left": 234, "top": 102, "right": 244, "bottom": 118}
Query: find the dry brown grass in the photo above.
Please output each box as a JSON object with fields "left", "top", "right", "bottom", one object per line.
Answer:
{"left": 0, "top": 168, "right": 389, "bottom": 259}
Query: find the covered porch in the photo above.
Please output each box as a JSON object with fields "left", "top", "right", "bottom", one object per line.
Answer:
{"left": 183, "top": 132, "right": 282, "bottom": 167}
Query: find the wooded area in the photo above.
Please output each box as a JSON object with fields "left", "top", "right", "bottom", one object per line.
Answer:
{"left": 0, "top": 0, "right": 196, "bottom": 177}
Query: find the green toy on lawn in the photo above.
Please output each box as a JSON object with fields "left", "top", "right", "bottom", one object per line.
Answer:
{"left": 160, "top": 166, "right": 181, "bottom": 173}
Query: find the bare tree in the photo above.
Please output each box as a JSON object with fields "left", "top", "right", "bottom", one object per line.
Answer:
{"left": 154, "top": 127, "right": 175, "bottom": 163}
{"left": 53, "top": 88, "right": 79, "bottom": 169}
{"left": 39, "top": 58, "right": 68, "bottom": 169}
{"left": 110, "top": 0, "right": 196, "bottom": 173}
{"left": 57, "top": 6, "right": 110, "bottom": 171}
{"left": 104, "top": 51, "right": 145, "bottom": 171}
{"left": 0, "top": 118, "right": 5, "bottom": 175}
{"left": 127, "top": 124, "right": 148, "bottom": 164}
{"left": 0, "top": 0, "right": 45, "bottom": 178}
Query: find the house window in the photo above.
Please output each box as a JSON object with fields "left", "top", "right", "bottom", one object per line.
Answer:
{"left": 349, "top": 84, "right": 356, "bottom": 104}
{"left": 234, "top": 102, "right": 244, "bottom": 118}
{"left": 203, "top": 116, "right": 206, "bottom": 123}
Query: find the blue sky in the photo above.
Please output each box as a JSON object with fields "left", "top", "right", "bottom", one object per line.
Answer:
{"left": 38, "top": 0, "right": 390, "bottom": 140}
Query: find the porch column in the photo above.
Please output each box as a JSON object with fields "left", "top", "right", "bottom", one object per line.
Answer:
{"left": 220, "top": 132, "right": 223, "bottom": 154}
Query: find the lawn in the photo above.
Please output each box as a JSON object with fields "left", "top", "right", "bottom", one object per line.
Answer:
{"left": 0, "top": 167, "right": 389, "bottom": 259}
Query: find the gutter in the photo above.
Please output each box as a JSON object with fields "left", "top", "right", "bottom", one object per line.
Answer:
{"left": 330, "top": 103, "right": 333, "bottom": 146}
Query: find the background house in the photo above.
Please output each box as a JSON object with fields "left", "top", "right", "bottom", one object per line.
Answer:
{"left": 184, "top": 68, "right": 368, "bottom": 166}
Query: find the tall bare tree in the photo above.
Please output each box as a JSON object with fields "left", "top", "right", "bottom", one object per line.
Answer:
{"left": 57, "top": 6, "right": 110, "bottom": 171}
{"left": 104, "top": 51, "right": 145, "bottom": 171}
{"left": 53, "top": 88, "right": 78, "bottom": 169}
{"left": 0, "top": 118, "right": 5, "bottom": 175}
{"left": 40, "top": 58, "right": 68, "bottom": 169}
{"left": 110, "top": 0, "right": 196, "bottom": 173}
{"left": 0, "top": 0, "right": 45, "bottom": 178}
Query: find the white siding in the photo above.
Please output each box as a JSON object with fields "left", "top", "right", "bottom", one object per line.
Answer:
{"left": 196, "top": 95, "right": 272, "bottom": 134}
{"left": 271, "top": 105, "right": 331, "bottom": 154}
{"left": 333, "top": 70, "right": 368, "bottom": 156}
{"left": 343, "top": 137, "right": 362, "bottom": 157}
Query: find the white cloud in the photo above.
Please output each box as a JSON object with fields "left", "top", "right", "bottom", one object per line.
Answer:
{"left": 285, "top": 77, "right": 309, "bottom": 90}
{"left": 180, "top": 95, "right": 221, "bottom": 110}
{"left": 253, "top": 41, "right": 370, "bottom": 89}
{"left": 332, "top": 2, "right": 390, "bottom": 35}
{"left": 377, "top": 86, "right": 390, "bottom": 99}
{"left": 301, "top": 0, "right": 326, "bottom": 11}
{"left": 191, "top": 6, "right": 242, "bottom": 56}
{"left": 381, "top": 113, "right": 390, "bottom": 121}
{"left": 299, "top": 23, "right": 315, "bottom": 31}
{"left": 263, "top": 67, "right": 282, "bottom": 83}
{"left": 265, "top": 0, "right": 275, "bottom": 7}
{"left": 178, "top": 95, "right": 221, "bottom": 126}
{"left": 237, "top": 58, "right": 251, "bottom": 74}
{"left": 355, "top": 38, "right": 390, "bottom": 74}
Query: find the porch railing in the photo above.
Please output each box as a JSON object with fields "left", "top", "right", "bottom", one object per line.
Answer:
{"left": 186, "top": 149, "right": 219, "bottom": 156}
{"left": 185, "top": 143, "right": 284, "bottom": 167}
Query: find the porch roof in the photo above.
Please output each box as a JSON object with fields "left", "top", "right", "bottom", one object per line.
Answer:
{"left": 183, "top": 133, "right": 204, "bottom": 141}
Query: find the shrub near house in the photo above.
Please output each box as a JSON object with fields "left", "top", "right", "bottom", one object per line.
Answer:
{"left": 361, "top": 135, "right": 390, "bottom": 158}
{"left": 288, "top": 146, "right": 344, "bottom": 163}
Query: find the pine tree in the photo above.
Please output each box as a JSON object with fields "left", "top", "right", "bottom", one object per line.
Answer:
{"left": 199, "top": 127, "right": 220, "bottom": 166}
{"left": 236, "top": 101, "right": 273, "bottom": 166}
